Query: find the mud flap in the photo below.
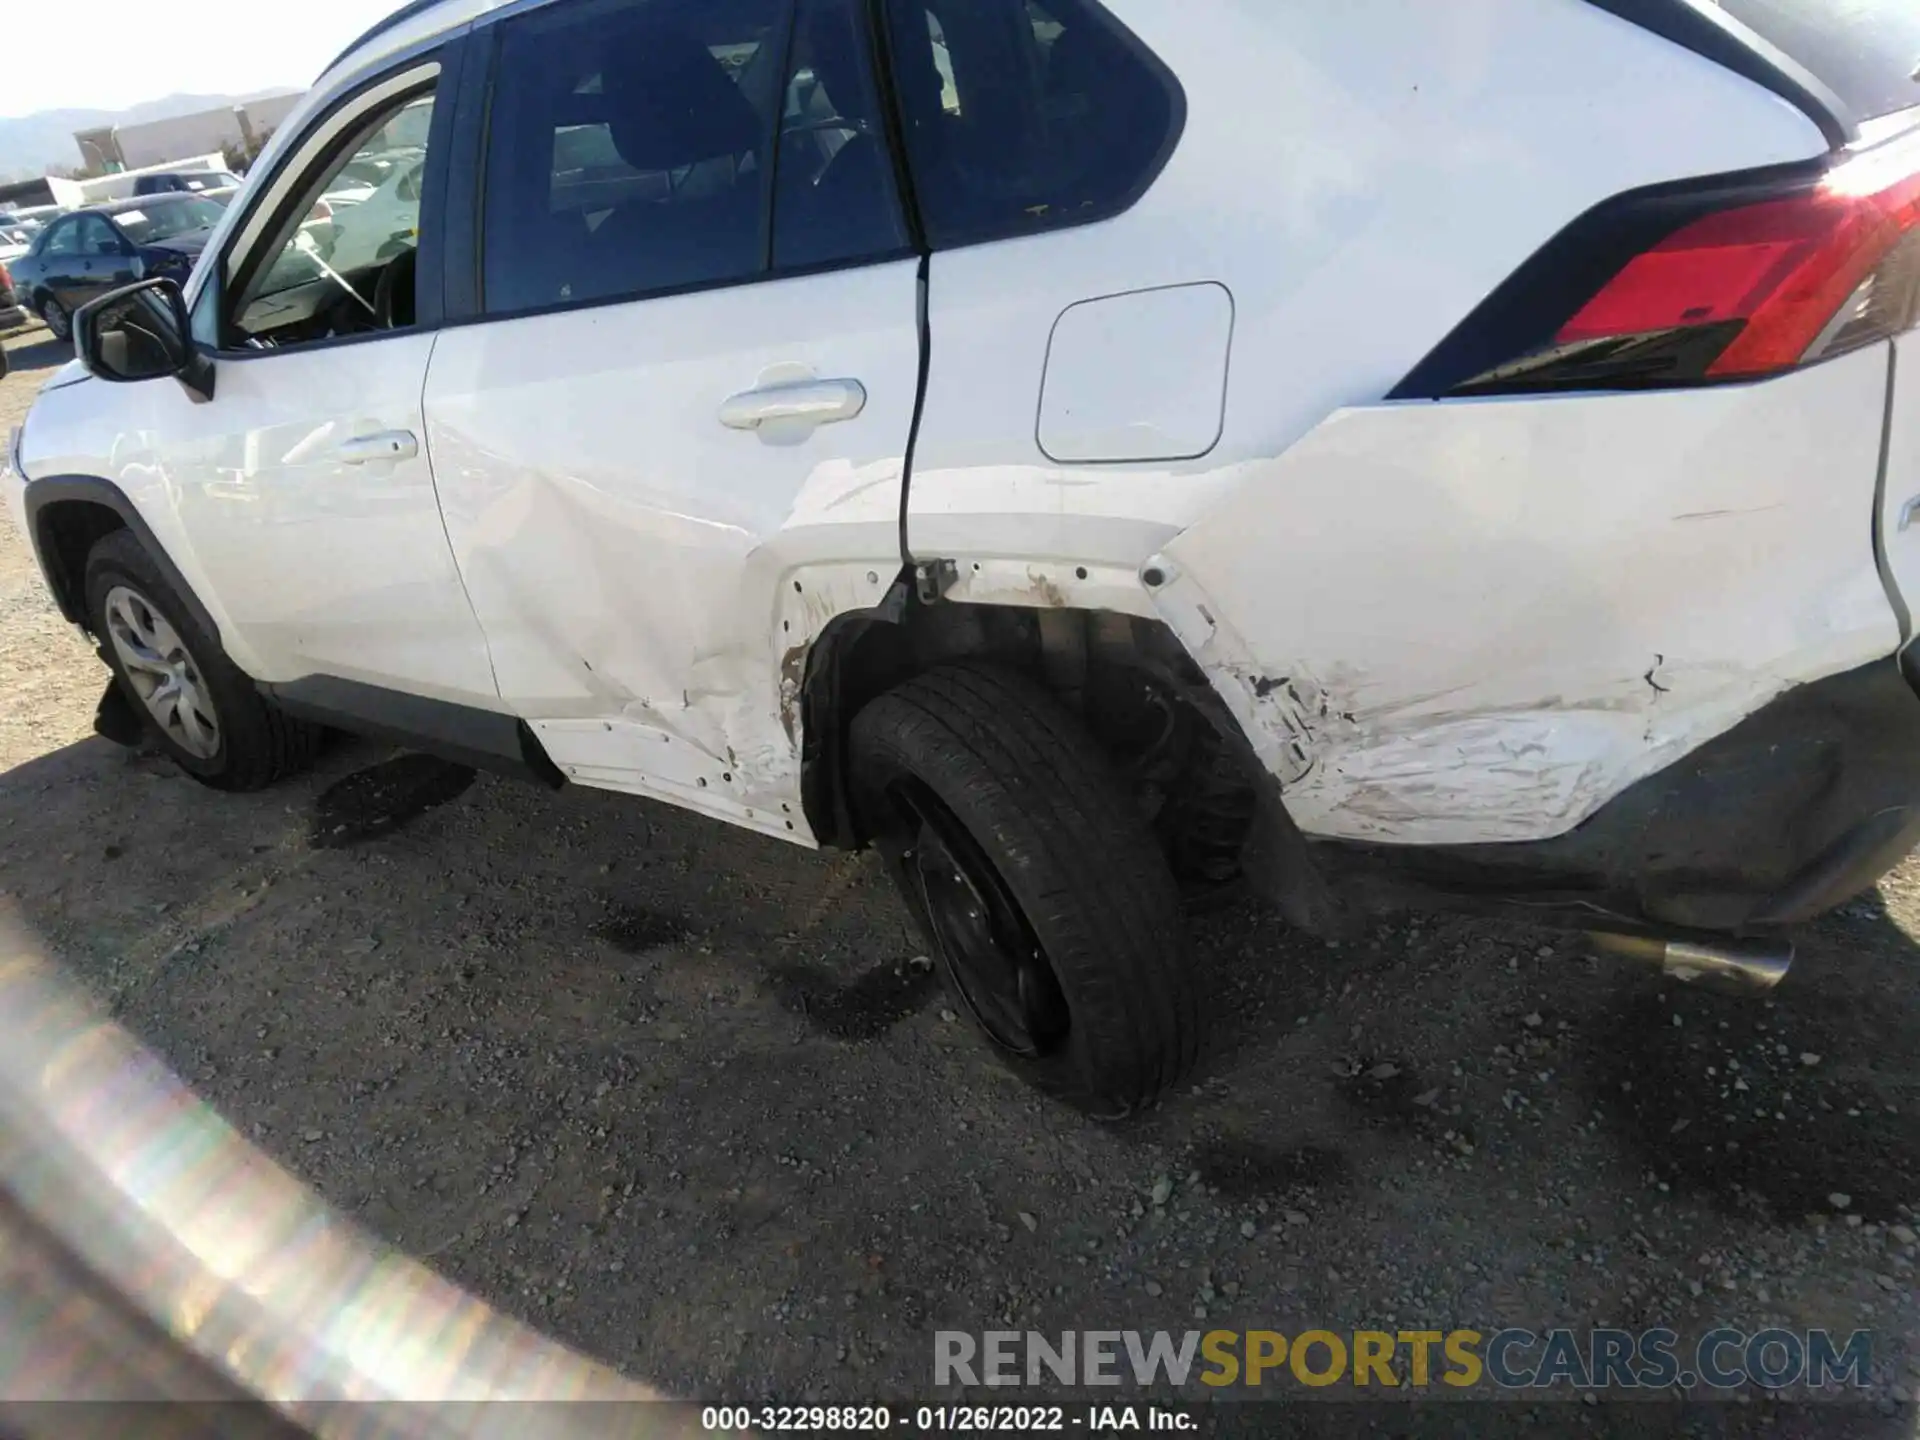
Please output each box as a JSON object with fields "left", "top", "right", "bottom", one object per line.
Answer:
{"left": 93, "top": 677, "right": 143, "bottom": 748}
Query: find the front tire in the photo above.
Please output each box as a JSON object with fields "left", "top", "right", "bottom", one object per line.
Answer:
{"left": 84, "top": 530, "right": 322, "bottom": 792}
{"left": 850, "top": 663, "right": 1200, "bottom": 1118}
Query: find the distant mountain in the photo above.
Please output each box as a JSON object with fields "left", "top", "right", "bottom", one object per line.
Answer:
{"left": 0, "top": 91, "right": 301, "bottom": 181}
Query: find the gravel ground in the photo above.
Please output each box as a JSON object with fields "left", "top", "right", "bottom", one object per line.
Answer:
{"left": 2, "top": 324, "right": 1918, "bottom": 1435}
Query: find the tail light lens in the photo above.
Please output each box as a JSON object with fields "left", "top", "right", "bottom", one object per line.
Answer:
{"left": 1395, "top": 126, "right": 1920, "bottom": 398}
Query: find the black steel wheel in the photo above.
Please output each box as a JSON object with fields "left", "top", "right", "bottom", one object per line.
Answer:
{"left": 850, "top": 662, "right": 1199, "bottom": 1117}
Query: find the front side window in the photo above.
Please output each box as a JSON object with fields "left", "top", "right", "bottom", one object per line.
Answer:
{"left": 226, "top": 88, "right": 437, "bottom": 349}
{"left": 881, "top": 0, "right": 1184, "bottom": 249}
{"left": 480, "top": 0, "right": 788, "bottom": 316}
{"left": 40, "top": 220, "right": 81, "bottom": 257}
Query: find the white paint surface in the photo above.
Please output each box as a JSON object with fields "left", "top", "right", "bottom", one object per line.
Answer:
{"left": 422, "top": 264, "right": 921, "bottom": 835}
{"left": 1038, "top": 284, "right": 1233, "bottom": 464}
{"left": 1159, "top": 346, "right": 1902, "bottom": 845}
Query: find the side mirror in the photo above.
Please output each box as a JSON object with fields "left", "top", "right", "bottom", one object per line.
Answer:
{"left": 74, "top": 277, "right": 214, "bottom": 403}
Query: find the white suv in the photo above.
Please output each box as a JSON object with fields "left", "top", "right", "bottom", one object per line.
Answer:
{"left": 8, "top": 0, "right": 1920, "bottom": 1115}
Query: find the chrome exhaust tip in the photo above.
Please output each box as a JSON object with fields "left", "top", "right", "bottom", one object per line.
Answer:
{"left": 1588, "top": 931, "right": 1793, "bottom": 994}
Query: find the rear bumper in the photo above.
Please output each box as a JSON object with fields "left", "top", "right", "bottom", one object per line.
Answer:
{"left": 0, "top": 303, "right": 27, "bottom": 329}
{"left": 1316, "top": 652, "right": 1920, "bottom": 934}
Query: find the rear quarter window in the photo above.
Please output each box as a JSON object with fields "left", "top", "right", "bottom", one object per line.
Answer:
{"left": 882, "top": 0, "right": 1185, "bottom": 249}
{"left": 1718, "top": 0, "right": 1920, "bottom": 123}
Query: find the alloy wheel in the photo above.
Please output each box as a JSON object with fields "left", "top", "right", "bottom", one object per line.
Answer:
{"left": 103, "top": 585, "right": 221, "bottom": 760}
{"left": 41, "top": 299, "right": 69, "bottom": 341}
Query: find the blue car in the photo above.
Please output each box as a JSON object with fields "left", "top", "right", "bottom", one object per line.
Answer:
{"left": 9, "top": 192, "right": 226, "bottom": 341}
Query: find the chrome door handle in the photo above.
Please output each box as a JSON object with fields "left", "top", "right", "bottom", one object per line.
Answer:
{"left": 335, "top": 430, "right": 419, "bottom": 465}
{"left": 1900, "top": 495, "right": 1920, "bottom": 532}
{"left": 719, "top": 378, "right": 866, "bottom": 432}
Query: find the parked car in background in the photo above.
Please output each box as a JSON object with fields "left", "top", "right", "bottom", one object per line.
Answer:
{"left": 9, "top": 194, "right": 227, "bottom": 341}
{"left": 0, "top": 223, "right": 35, "bottom": 264}
{"left": 1, "top": 206, "right": 67, "bottom": 251}
{"left": 0, "top": 258, "right": 24, "bottom": 371}
{"left": 131, "top": 169, "right": 238, "bottom": 199}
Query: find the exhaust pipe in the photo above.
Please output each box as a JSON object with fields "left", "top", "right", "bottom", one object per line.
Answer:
{"left": 1588, "top": 931, "right": 1793, "bottom": 994}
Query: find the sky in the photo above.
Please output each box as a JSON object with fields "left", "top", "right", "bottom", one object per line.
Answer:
{"left": 4, "top": 0, "right": 414, "bottom": 117}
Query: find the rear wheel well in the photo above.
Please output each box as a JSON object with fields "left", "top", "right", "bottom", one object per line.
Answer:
{"left": 800, "top": 598, "right": 1264, "bottom": 900}
{"left": 34, "top": 500, "right": 127, "bottom": 631}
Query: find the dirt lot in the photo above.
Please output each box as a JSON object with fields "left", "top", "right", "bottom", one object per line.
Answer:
{"left": 2, "top": 325, "right": 1919, "bottom": 1434}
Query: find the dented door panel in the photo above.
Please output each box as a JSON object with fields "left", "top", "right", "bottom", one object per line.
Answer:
{"left": 423, "top": 264, "right": 922, "bottom": 837}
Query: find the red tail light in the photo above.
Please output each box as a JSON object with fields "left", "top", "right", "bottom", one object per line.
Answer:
{"left": 1558, "top": 134, "right": 1920, "bottom": 379}
{"left": 1394, "top": 127, "right": 1920, "bottom": 398}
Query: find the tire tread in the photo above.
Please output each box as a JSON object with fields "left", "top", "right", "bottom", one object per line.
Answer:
{"left": 851, "top": 662, "right": 1198, "bottom": 1115}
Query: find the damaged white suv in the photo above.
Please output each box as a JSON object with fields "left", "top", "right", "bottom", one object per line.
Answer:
{"left": 9, "top": 0, "right": 1920, "bottom": 1115}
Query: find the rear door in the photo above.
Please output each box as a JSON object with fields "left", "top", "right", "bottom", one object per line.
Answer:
{"left": 423, "top": 0, "right": 921, "bottom": 836}
{"left": 31, "top": 218, "right": 84, "bottom": 310}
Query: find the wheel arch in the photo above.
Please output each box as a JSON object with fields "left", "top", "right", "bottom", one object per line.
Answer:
{"left": 23, "top": 476, "right": 220, "bottom": 645}
{"left": 797, "top": 594, "right": 1348, "bottom": 934}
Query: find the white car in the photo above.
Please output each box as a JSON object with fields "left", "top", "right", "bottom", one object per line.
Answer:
{"left": 8, "top": 0, "right": 1920, "bottom": 1115}
{"left": 316, "top": 140, "right": 430, "bottom": 275}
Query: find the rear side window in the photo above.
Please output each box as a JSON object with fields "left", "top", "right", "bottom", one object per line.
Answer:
{"left": 1719, "top": 0, "right": 1920, "bottom": 123}
{"left": 881, "top": 0, "right": 1185, "bottom": 249}
{"left": 481, "top": 0, "right": 787, "bottom": 315}
{"left": 774, "top": 0, "right": 912, "bottom": 270}
{"left": 479, "top": 0, "right": 909, "bottom": 315}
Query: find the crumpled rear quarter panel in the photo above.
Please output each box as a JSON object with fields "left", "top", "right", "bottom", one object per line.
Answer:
{"left": 1156, "top": 344, "right": 1902, "bottom": 846}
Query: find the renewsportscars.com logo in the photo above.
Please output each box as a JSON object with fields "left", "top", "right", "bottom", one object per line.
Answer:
{"left": 934, "top": 1328, "right": 1873, "bottom": 1393}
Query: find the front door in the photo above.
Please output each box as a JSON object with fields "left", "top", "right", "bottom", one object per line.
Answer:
{"left": 72, "top": 215, "right": 139, "bottom": 311}
{"left": 164, "top": 56, "right": 499, "bottom": 709}
{"left": 34, "top": 217, "right": 87, "bottom": 314}
{"left": 424, "top": 0, "right": 922, "bottom": 836}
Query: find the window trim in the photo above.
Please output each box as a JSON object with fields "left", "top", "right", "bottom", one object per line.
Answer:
{"left": 876, "top": 0, "right": 1188, "bottom": 254}
{"left": 209, "top": 33, "right": 467, "bottom": 359}
{"left": 448, "top": 0, "right": 921, "bottom": 328}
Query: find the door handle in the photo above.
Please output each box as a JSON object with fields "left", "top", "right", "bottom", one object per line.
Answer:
{"left": 719, "top": 377, "right": 866, "bottom": 433}
{"left": 1900, "top": 495, "right": 1920, "bottom": 533}
{"left": 335, "top": 430, "right": 419, "bottom": 465}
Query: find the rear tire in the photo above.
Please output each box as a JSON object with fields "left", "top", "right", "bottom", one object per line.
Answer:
{"left": 83, "top": 530, "right": 322, "bottom": 792}
{"left": 850, "top": 662, "right": 1199, "bottom": 1118}
{"left": 39, "top": 296, "right": 70, "bottom": 342}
